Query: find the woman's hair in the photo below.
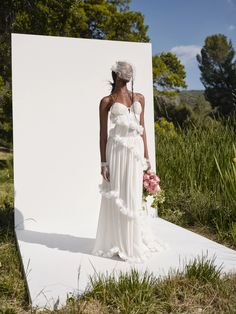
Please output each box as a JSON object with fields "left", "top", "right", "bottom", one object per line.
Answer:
{"left": 109, "top": 61, "right": 135, "bottom": 103}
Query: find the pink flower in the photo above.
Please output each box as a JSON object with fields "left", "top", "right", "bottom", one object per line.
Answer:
{"left": 143, "top": 173, "right": 150, "bottom": 180}
{"left": 154, "top": 175, "right": 160, "bottom": 183}
{"left": 143, "top": 170, "right": 162, "bottom": 197}
{"left": 143, "top": 180, "right": 149, "bottom": 188}
{"left": 149, "top": 179, "right": 157, "bottom": 187}
{"left": 154, "top": 185, "right": 161, "bottom": 193}
{"left": 148, "top": 186, "right": 156, "bottom": 194}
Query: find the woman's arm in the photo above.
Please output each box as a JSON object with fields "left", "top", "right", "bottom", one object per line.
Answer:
{"left": 99, "top": 97, "right": 109, "bottom": 163}
{"left": 139, "top": 93, "right": 152, "bottom": 171}
{"left": 139, "top": 93, "right": 149, "bottom": 159}
{"left": 99, "top": 97, "right": 110, "bottom": 181}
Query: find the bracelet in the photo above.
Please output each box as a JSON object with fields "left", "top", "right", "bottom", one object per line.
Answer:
{"left": 101, "top": 161, "right": 108, "bottom": 167}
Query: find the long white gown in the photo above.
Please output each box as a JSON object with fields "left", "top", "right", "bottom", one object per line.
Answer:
{"left": 92, "top": 99, "right": 169, "bottom": 263}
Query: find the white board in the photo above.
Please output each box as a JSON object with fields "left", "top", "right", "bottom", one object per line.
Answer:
{"left": 12, "top": 33, "right": 236, "bottom": 311}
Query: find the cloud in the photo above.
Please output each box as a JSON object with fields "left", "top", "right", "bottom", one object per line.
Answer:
{"left": 170, "top": 45, "right": 201, "bottom": 65}
{"left": 227, "top": 0, "right": 236, "bottom": 5}
{"left": 228, "top": 24, "right": 235, "bottom": 31}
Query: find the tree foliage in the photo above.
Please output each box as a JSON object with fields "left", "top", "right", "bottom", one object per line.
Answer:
{"left": 152, "top": 52, "right": 189, "bottom": 126}
{"left": 196, "top": 34, "right": 236, "bottom": 116}
{"left": 0, "top": 0, "right": 150, "bottom": 148}
{"left": 0, "top": 0, "right": 150, "bottom": 83}
{"left": 152, "top": 52, "right": 187, "bottom": 94}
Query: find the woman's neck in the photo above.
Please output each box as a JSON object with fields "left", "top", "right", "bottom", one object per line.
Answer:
{"left": 113, "top": 86, "right": 130, "bottom": 95}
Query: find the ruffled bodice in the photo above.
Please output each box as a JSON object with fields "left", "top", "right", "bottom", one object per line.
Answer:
{"left": 109, "top": 101, "right": 144, "bottom": 137}
{"left": 107, "top": 101, "right": 146, "bottom": 169}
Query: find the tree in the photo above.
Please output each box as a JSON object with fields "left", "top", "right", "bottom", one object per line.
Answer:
{"left": 152, "top": 52, "right": 187, "bottom": 95}
{"left": 0, "top": 0, "right": 150, "bottom": 148}
{"left": 152, "top": 52, "right": 188, "bottom": 127}
{"left": 196, "top": 34, "right": 236, "bottom": 116}
{"left": 0, "top": 78, "right": 11, "bottom": 148}
{"left": 0, "top": 0, "right": 150, "bottom": 84}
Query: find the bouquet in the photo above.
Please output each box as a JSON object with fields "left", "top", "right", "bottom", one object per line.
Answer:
{"left": 142, "top": 169, "right": 165, "bottom": 210}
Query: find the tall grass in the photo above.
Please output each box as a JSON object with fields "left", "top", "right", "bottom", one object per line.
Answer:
{"left": 214, "top": 143, "right": 236, "bottom": 212}
{"left": 0, "top": 137, "right": 236, "bottom": 312}
{"left": 155, "top": 115, "right": 236, "bottom": 246}
{"left": 74, "top": 253, "right": 235, "bottom": 314}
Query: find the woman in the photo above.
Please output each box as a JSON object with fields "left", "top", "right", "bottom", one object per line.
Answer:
{"left": 92, "top": 61, "right": 168, "bottom": 263}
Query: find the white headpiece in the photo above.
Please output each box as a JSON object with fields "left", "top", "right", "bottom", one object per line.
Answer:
{"left": 111, "top": 61, "right": 135, "bottom": 82}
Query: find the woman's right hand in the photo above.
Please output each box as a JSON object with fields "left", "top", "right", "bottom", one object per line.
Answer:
{"left": 101, "top": 165, "right": 110, "bottom": 182}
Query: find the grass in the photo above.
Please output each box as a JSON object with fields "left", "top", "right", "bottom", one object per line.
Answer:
{"left": 76, "top": 253, "right": 234, "bottom": 314}
{"left": 155, "top": 114, "right": 236, "bottom": 248}
{"left": 0, "top": 115, "right": 236, "bottom": 312}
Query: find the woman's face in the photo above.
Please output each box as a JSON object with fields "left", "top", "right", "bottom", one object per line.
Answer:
{"left": 116, "top": 75, "right": 129, "bottom": 84}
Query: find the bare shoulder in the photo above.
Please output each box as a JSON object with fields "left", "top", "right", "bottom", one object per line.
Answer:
{"left": 99, "top": 95, "right": 111, "bottom": 111}
{"left": 135, "top": 92, "right": 145, "bottom": 107}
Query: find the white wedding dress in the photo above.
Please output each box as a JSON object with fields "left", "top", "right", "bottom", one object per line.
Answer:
{"left": 92, "top": 99, "right": 169, "bottom": 263}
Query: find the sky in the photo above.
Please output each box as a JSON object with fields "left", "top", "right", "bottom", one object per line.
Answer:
{"left": 129, "top": 0, "right": 236, "bottom": 90}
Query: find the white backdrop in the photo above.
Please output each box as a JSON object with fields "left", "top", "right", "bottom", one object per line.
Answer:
{"left": 12, "top": 33, "right": 236, "bottom": 310}
{"left": 12, "top": 33, "right": 155, "bottom": 236}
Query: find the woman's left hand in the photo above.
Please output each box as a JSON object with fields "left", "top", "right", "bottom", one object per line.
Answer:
{"left": 146, "top": 158, "right": 151, "bottom": 171}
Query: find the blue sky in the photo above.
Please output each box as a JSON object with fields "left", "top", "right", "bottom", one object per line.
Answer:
{"left": 130, "top": 0, "right": 236, "bottom": 90}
